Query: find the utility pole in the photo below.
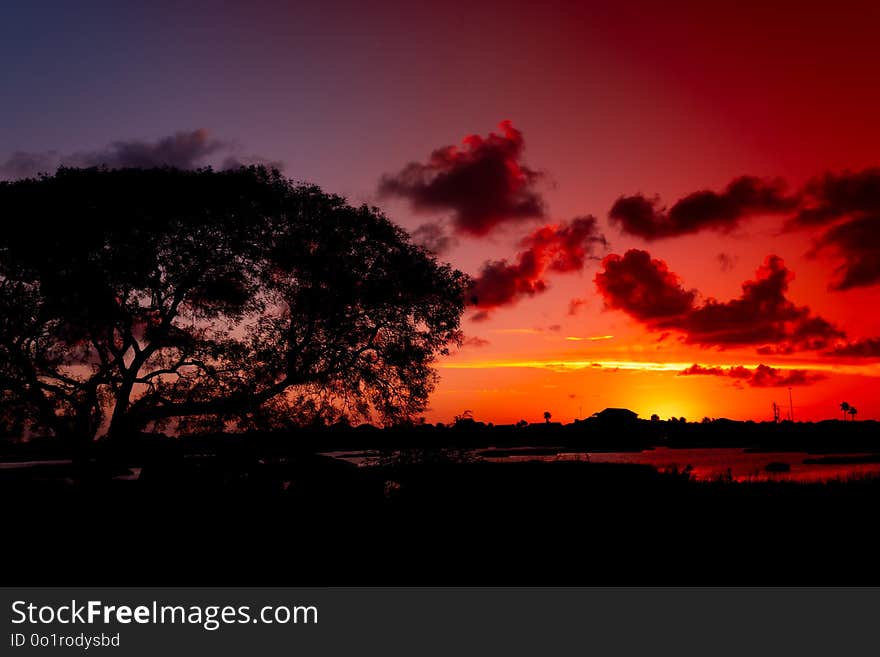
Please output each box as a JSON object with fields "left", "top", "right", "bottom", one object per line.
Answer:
{"left": 788, "top": 387, "right": 794, "bottom": 422}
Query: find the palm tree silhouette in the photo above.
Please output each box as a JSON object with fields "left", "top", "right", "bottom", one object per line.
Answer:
{"left": 849, "top": 406, "right": 858, "bottom": 422}
{"left": 840, "top": 401, "right": 851, "bottom": 421}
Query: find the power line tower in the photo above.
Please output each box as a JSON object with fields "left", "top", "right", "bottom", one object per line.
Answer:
{"left": 772, "top": 402, "right": 780, "bottom": 424}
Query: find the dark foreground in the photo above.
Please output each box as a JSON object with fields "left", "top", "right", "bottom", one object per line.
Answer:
{"left": 4, "top": 454, "right": 880, "bottom": 586}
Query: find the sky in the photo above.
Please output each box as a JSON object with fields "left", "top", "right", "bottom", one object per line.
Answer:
{"left": 3, "top": 0, "right": 880, "bottom": 423}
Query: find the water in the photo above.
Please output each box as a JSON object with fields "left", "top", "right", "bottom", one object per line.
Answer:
{"left": 325, "top": 446, "right": 880, "bottom": 483}
{"left": 4, "top": 450, "right": 880, "bottom": 484}
{"left": 0, "top": 459, "right": 73, "bottom": 469}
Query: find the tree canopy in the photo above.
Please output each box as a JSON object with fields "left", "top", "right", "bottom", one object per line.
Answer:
{"left": 0, "top": 166, "right": 468, "bottom": 441}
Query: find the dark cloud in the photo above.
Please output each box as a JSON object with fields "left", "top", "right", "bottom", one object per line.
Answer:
{"left": 679, "top": 363, "right": 826, "bottom": 387}
{"left": 410, "top": 221, "right": 458, "bottom": 255}
{"left": 469, "top": 217, "right": 606, "bottom": 317}
{"left": 0, "top": 129, "right": 283, "bottom": 180}
{"left": 600, "top": 166, "right": 880, "bottom": 290}
{"left": 682, "top": 255, "right": 841, "bottom": 350}
{"left": 812, "top": 213, "right": 880, "bottom": 290}
{"left": 717, "top": 252, "right": 737, "bottom": 272}
{"left": 470, "top": 251, "right": 547, "bottom": 311}
{"left": 67, "top": 129, "right": 227, "bottom": 169}
{"left": 594, "top": 250, "right": 696, "bottom": 325}
{"left": 679, "top": 364, "right": 746, "bottom": 378}
{"left": 609, "top": 176, "right": 795, "bottom": 240}
{"left": 377, "top": 121, "right": 546, "bottom": 236}
{"left": 785, "top": 169, "right": 880, "bottom": 290}
{"left": 792, "top": 168, "right": 880, "bottom": 226}
{"left": 567, "top": 298, "right": 587, "bottom": 315}
{"left": 461, "top": 336, "right": 491, "bottom": 348}
{"left": 596, "top": 251, "right": 842, "bottom": 352}
{"left": 825, "top": 337, "right": 880, "bottom": 359}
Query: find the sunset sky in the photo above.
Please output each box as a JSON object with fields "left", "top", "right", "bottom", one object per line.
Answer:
{"left": 3, "top": 0, "right": 880, "bottom": 423}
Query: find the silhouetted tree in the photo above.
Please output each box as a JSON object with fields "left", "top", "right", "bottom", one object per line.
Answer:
{"left": 543, "top": 411, "right": 552, "bottom": 423}
{"left": 840, "top": 401, "right": 851, "bottom": 421}
{"left": 0, "top": 167, "right": 468, "bottom": 443}
{"left": 849, "top": 406, "right": 858, "bottom": 422}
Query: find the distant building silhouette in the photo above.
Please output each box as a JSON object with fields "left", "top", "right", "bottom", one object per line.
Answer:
{"left": 592, "top": 408, "right": 639, "bottom": 423}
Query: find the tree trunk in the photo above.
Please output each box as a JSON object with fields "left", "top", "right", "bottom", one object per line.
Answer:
{"left": 107, "top": 376, "right": 137, "bottom": 440}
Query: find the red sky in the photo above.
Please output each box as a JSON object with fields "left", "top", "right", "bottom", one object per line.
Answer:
{"left": 3, "top": 0, "right": 880, "bottom": 423}
{"left": 369, "top": 0, "right": 880, "bottom": 424}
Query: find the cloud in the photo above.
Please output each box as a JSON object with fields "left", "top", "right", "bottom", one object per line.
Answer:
{"left": 524, "top": 216, "right": 607, "bottom": 273}
{"left": 812, "top": 215, "right": 880, "bottom": 290}
{"left": 0, "top": 129, "right": 282, "bottom": 180}
{"left": 461, "top": 336, "right": 491, "bottom": 348}
{"left": 491, "top": 328, "right": 545, "bottom": 335}
{"left": 785, "top": 169, "right": 880, "bottom": 290}
{"left": 682, "top": 255, "right": 841, "bottom": 350}
{"left": 679, "top": 363, "right": 826, "bottom": 387}
{"left": 68, "top": 129, "right": 227, "bottom": 169}
{"left": 469, "top": 251, "right": 547, "bottom": 312}
{"left": 595, "top": 251, "right": 842, "bottom": 352}
{"left": 0, "top": 150, "right": 61, "bottom": 179}
{"left": 717, "top": 252, "right": 737, "bottom": 272}
{"left": 600, "top": 166, "right": 880, "bottom": 290}
{"left": 469, "top": 216, "right": 606, "bottom": 316}
{"left": 609, "top": 176, "right": 796, "bottom": 240}
{"left": 594, "top": 250, "right": 696, "bottom": 324}
{"left": 825, "top": 337, "right": 880, "bottom": 359}
{"left": 567, "top": 298, "right": 587, "bottom": 315}
{"left": 410, "top": 221, "right": 458, "bottom": 255}
{"left": 377, "top": 121, "right": 546, "bottom": 236}
{"left": 792, "top": 168, "right": 880, "bottom": 226}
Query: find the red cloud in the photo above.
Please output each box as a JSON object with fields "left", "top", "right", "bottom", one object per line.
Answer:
{"left": 525, "top": 216, "right": 607, "bottom": 273}
{"left": 596, "top": 251, "right": 843, "bottom": 352}
{"left": 470, "top": 216, "right": 605, "bottom": 316}
{"left": 679, "top": 363, "right": 826, "bottom": 388}
{"left": 378, "top": 121, "right": 546, "bottom": 236}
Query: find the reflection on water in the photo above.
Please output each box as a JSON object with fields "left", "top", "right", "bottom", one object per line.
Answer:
{"left": 0, "top": 459, "right": 73, "bottom": 469}
{"left": 325, "top": 447, "right": 880, "bottom": 483}
{"left": 3, "top": 450, "right": 879, "bottom": 484}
